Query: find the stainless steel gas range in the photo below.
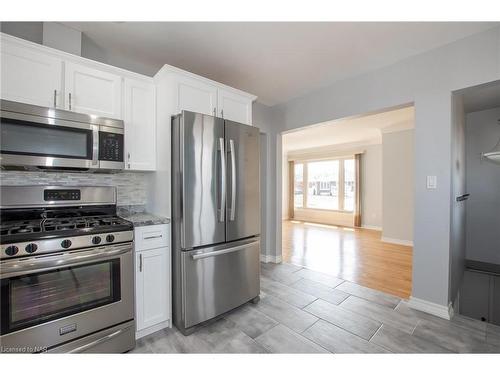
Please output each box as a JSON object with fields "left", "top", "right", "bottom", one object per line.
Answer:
{"left": 0, "top": 186, "right": 135, "bottom": 353}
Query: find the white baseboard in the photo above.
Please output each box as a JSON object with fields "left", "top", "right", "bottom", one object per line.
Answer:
{"left": 361, "top": 225, "right": 382, "bottom": 231}
{"left": 407, "top": 297, "right": 454, "bottom": 320}
{"left": 381, "top": 236, "right": 414, "bottom": 246}
{"left": 260, "top": 254, "right": 282, "bottom": 263}
{"left": 135, "top": 320, "right": 170, "bottom": 340}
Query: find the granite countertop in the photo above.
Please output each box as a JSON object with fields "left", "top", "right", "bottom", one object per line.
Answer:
{"left": 118, "top": 205, "right": 170, "bottom": 227}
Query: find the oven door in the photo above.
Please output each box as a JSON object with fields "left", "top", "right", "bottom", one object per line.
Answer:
{"left": 0, "top": 111, "right": 99, "bottom": 170}
{"left": 0, "top": 243, "right": 134, "bottom": 352}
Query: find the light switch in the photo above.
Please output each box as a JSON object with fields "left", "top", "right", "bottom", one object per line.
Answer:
{"left": 427, "top": 175, "right": 437, "bottom": 189}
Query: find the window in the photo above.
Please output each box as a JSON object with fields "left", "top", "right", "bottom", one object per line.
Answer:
{"left": 294, "top": 163, "right": 304, "bottom": 208}
{"left": 307, "top": 160, "right": 339, "bottom": 210}
{"left": 292, "top": 157, "right": 356, "bottom": 212}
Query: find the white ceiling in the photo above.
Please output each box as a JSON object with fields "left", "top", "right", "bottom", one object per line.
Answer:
{"left": 283, "top": 106, "right": 415, "bottom": 152}
{"left": 63, "top": 22, "right": 498, "bottom": 105}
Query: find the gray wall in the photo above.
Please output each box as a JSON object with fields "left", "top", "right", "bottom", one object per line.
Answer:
{"left": 449, "top": 93, "right": 467, "bottom": 305}
{"left": 272, "top": 26, "right": 500, "bottom": 306}
{"left": 465, "top": 107, "right": 500, "bottom": 265}
{"left": 382, "top": 130, "right": 414, "bottom": 242}
{"left": 0, "top": 171, "right": 150, "bottom": 206}
{"left": 253, "top": 102, "right": 285, "bottom": 260}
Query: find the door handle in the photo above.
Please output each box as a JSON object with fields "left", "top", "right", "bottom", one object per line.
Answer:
{"left": 69, "top": 93, "right": 72, "bottom": 110}
{"left": 191, "top": 240, "right": 259, "bottom": 260}
{"left": 218, "top": 137, "right": 226, "bottom": 222}
{"left": 54, "top": 90, "right": 57, "bottom": 108}
{"left": 139, "top": 253, "right": 143, "bottom": 272}
{"left": 229, "top": 139, "right": 236, "bottom": 221}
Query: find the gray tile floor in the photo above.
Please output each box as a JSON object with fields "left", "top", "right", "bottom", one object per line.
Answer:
{"left": 131, "top": 262, "right": 500, "bottom": 354}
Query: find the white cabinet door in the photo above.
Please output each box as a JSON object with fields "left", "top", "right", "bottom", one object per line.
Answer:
{"left": 1, "top": 41, "right": 63, "bottom": 108}
{"left": 174, "top": 74, "right": 217, "bottom": 116}
{"left": 217, "top": 88, "right": 253, "bottom": 125}
{"left": 135, "top": 247, "right": 169, "bottom": 331}
{"left": 64, "top": 61, "right": 122, "bottom": 118}
{"left": 124, "top": 78, "right": 156, "bottom": 171}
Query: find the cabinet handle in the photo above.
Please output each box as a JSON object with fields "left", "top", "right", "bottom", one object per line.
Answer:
{"left": 144, "top": 235, "right": 162, "bottom": 240}
{"left": 54, "top": 90, "right": 57, "bottom": 108}
{"left": 221, "top": 109, "right": 224, "bottom": 118}
{"left": 139, "top": 253, "right": 143, "bottom": 272}
{"left": 127, "top": 152, "right": 131, "bottom": 160}
{"left": 213, "top": 108, "right": 216, "bottom": 117}
{"left": 69, "top": 93, "right": 72, "bottom": 110}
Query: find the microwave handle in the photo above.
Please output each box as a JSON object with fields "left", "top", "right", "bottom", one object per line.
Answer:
{"left": 92, "top": 125, "right": 99, "bottom": 166}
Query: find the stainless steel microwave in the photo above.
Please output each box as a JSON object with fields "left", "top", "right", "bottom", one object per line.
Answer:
{"left": 0, "top": 100, "right": 124, "bottom": 171}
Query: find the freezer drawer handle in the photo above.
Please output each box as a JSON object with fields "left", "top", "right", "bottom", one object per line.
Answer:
{"left": 191, "top": 241, "right": 259, "bottom": 260}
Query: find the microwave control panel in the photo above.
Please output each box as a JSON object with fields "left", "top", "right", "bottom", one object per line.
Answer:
{"left": 99, "top": 131, "right": 124, "bottom": 162}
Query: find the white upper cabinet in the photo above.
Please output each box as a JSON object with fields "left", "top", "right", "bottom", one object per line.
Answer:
{"left": 217, "top": 88, "right": 253, "bottom": 125}
{"left": 124, "top": 78, "right": 156, "bottom": 171}
{"left": 64, "top": 61, "right": 122, "bottom": 119}
{"left": 1, "top": 40, "right": 63, "bottom": 108}
{"left": 175, "top": 74, "right": 218, "bottom": 116}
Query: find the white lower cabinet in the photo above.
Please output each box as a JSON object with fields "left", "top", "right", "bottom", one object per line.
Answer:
{"left": 134, "top": 224, "right": 171, "bottom": 339}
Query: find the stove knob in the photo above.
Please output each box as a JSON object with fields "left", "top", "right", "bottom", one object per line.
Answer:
{"left": 92, "top": 236, "right": 102, "bottom": 245}
{"left": 25, "top": 243, "right": 38, "bottom": 254}
{"left": 5, "top": 245, "right": 19, "bottom": 256}
{"left": 106, "top": 234, "right": 115, "bottom": 243}
{"left": 61, "top": 239, "right": 72, "bottom": 249}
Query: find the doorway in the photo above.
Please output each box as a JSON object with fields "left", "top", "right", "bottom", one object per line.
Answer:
{"left": 280, "top": 105, "right": 415, "bottom": 298}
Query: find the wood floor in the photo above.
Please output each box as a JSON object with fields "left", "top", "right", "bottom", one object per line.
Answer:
{"left": 282, "top": 220, "right": 413, "bottom": 298}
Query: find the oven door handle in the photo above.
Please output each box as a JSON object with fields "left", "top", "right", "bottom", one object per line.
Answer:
{"left": 0, "top": 244, "right": 131, "bottom": 277}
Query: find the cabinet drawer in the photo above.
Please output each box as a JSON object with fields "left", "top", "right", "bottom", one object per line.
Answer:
{"left": 135, "top": 224, "right": 168, "bottom": 251}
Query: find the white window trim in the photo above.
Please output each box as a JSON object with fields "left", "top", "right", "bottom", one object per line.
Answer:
{"left": 294, "top": 156, "right": 354, "bottom": 213}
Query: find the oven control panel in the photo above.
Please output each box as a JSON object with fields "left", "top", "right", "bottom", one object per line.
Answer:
{"left": 44, "top": 189, "right": 81, "bottom": 201}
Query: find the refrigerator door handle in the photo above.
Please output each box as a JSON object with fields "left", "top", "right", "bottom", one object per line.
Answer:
{"left": 191, "top": 240, "right": 259, "bottom": 260}
{"left": 218, "top": 137, "right": 226, "bottom": 222}
{"left": 229, "top": 139, "right": 236, "bottom": 221}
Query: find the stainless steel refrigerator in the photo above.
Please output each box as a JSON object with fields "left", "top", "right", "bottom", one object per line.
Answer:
{"left": 171, "top": 110, "right": 260, "bottom": 335}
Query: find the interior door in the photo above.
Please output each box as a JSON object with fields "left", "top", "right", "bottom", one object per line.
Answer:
{"left": 179, "top": 111, "right": 225, "bottom": 249}
{"left": 225, "top": 120, "right": 260, "bottom": 242}
{"left": 64, "top": 62, "right": 122, "bottom": 119}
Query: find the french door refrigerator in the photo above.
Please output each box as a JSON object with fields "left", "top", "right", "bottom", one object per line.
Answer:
{"left": 171, "top": 110, "right": 260, "bottom": 334}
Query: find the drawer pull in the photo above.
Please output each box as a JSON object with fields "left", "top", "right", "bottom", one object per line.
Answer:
{"left": 144, "top": 235, "right": 163, "bottom": 240}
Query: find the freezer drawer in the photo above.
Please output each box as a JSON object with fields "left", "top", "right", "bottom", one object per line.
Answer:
{"left": 180, "top": 239, "right": 260, "bottom": 328}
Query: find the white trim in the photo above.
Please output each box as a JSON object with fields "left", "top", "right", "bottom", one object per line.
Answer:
{"left": 155, "top": 64, "right": 257, "bottom": 101}
{"left": 381, "top": 236, "right": 414, "bottom": 246}
{"left": 407, "top": 297, "right": 454, "bottom": 320}
{"left": 260, "top": 254, "right": 282, "bottom": 264}
{"left": 135, "top": 320, "right": 170, "bottom": 340}
{"left": 361, "top": 225, "right": 382, "bottom": 231}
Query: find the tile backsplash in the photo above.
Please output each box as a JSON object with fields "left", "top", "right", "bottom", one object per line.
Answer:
{"left": 0, "top": 171, "right": 150, "bottom": 206}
